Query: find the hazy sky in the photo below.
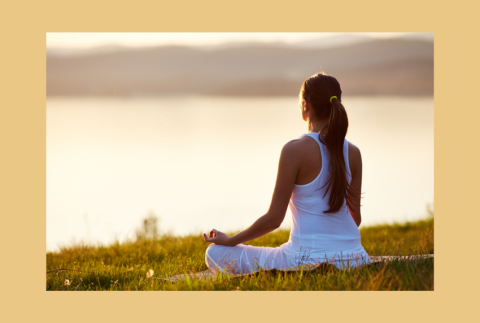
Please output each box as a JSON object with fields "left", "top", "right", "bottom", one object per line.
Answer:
{"left": 47, "top": 32, "right": 411, "bottom": 49}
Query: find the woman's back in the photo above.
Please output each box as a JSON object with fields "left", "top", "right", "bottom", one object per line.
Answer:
{"left": 282, "top": 132, "right": 368, "bottom": 266}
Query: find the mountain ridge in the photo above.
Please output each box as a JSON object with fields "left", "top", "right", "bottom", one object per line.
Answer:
{"left": 47, "top": 38, "right": 433, "bottom": 97}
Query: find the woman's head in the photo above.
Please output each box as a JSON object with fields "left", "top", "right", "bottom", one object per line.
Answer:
{"left": 299, "top": 72, "right": 356, "bottom": 214}
{"left": 298, "top": 72, "right": 343, "bottom": 123}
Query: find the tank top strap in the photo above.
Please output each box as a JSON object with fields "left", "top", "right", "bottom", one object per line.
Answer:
{"left": 302, "top": 132, "right": 351, "bottom": 183}
{"left": 301, "top": 132, "right": 324, "bottom": 147}
{"left": 302, "top": 132, "right": 328, "bottom": 165}
{"left": 343, "top": 138, "right": 352, "bottom": 183}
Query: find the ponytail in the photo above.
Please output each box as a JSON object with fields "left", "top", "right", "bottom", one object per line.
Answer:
{"left": 319, "top": 98, "right": 352, "bottom": 213}
{"left": 299, "top": 72, "right": 361, "bottom": 214}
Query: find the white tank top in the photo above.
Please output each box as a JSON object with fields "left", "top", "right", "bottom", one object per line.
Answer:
{"left": 282, "top": 132, "right": 370, "bottom": 264}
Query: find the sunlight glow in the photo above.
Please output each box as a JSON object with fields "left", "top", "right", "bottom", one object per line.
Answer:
{"left": 46, "top": 32, "right": 411, "bottom": 49}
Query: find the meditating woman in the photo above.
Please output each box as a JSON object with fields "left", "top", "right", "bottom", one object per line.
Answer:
{"left": 203, "top": 72, "right": 372, "bottom": 274}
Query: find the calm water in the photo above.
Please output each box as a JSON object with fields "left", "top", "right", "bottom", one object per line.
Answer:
{"left": 47, "top": 96, "right": 434, "bottom": 252}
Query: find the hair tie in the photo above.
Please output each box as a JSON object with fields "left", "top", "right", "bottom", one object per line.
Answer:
{"left": 330, "top": 96, "right": 337, "bottom": 103}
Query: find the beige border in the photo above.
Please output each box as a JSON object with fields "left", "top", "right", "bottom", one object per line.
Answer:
{"left": 1, "top": 0, "right": 477, "bottom": 321}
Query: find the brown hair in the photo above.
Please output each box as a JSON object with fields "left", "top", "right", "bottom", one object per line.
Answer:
{"left": 299, "top": 72, "right": 359, "bottom": 213}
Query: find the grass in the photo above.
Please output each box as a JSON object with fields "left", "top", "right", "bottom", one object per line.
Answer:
{"left": 46, "top": 217, "right": 433, "bottom": 291}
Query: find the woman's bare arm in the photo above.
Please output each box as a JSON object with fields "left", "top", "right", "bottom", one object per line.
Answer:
{"left": 203, "top": 140, "right": 301, "bottom": 246}
{"left": 347, "top": 143, "right": 362, "bottom": 227}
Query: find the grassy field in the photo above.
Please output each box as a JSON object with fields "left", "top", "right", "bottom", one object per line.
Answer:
{"left": 46, "top": 217, "right": 434, "bottom": 291}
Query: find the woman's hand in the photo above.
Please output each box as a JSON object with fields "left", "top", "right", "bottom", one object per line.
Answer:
{"left": 203, "top": 229, "right": 233, "bottom": 246}
{"left": 201, "top": 141, "right": 298, "bottom": 247}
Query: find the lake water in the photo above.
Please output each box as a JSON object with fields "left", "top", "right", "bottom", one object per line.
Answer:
{"left": 46, "top": 96, "right": 434, "bottom": 252}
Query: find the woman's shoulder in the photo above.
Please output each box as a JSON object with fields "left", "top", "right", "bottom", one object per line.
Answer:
{"left": 347, "top": 141, "right": 362, "bottom": 173}
{"left": 280, "top": 136, "right": 321, "bottom": 168}
{"left": 347, "top": 141, "right": 361, "bottom": 158}
{"left": 283, "top": 135, "right": 319, "bottom": 153}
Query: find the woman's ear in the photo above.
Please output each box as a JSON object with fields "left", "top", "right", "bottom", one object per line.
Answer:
{"left": 304, "top": 100, "right": 310, "bottom": 113}
{"left": 302, "top": 100, "right": 310, "bottom": 121}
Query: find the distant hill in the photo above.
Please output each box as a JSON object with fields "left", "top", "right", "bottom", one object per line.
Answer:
{"left": 46, "top": 38, "right": 433, "bottom": 97}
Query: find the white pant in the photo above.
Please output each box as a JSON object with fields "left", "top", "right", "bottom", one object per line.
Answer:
{"left": 205, "top": 243, "right": 372, "bottom": 274}
{"left": 205, "top": 243, "right": 296, "bottom": 274}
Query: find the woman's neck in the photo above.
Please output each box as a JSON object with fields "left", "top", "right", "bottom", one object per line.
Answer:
{"left": 307, "top": 118, "right": 329, "bottom": 134}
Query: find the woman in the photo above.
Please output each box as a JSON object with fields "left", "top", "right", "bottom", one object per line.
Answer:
{"left": 203, "top": 72, "right": 372, "bottom": 274}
